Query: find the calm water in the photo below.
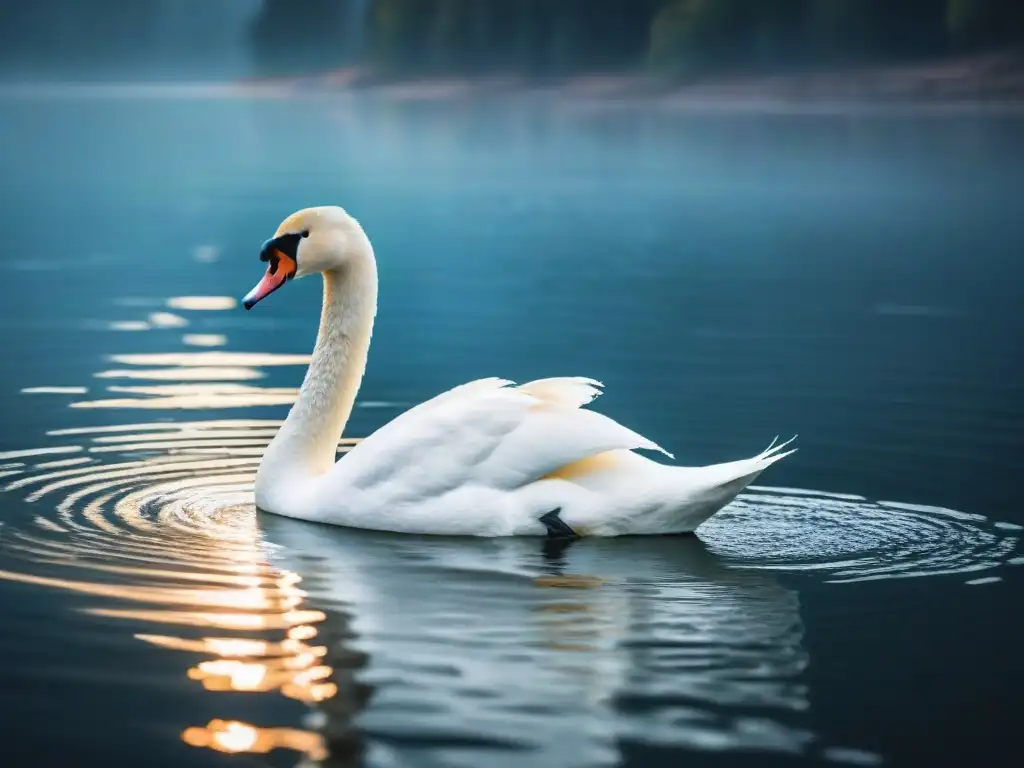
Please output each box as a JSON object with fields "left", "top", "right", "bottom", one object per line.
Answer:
{"left": 0, "top": 90, "right": 1022, "bottom": 768}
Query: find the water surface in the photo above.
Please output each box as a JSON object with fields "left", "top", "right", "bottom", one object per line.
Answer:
{"left": 0, "top": 91, "right": 1022, "bottom": 767}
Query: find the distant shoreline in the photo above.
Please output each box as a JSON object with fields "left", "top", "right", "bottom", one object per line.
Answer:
{"left": 3, "top": 51, "right": 1023, "bottom": 114}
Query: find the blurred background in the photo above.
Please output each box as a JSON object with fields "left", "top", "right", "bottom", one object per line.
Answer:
{"left": 0, "top": 3, "right": 1022, "bottom": 768}
{"left": 0, "top": 0, "right": 1022, "bottom": 91}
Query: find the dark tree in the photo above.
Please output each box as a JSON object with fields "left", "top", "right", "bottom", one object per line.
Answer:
{"left": 649, "top": 0, "right": 757, "bottom": 75}
{"left": 947, "top": 0, "right": 1024, "bottom": 49}
{"left": 250, "top": 0, "right": 352, "bottom": 75}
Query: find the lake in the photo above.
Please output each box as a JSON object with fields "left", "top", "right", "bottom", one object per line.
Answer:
{"left": 0, "top": 88, "right": 1021, "bottom": 768}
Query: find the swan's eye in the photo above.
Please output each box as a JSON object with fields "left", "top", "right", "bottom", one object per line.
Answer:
{"left": 300, "top": 230, "right": 310, "bottom": 239}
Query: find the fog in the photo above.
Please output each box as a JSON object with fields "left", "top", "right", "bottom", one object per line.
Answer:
{"left": 0, "top": 1, "right": 262, "bottom": 80}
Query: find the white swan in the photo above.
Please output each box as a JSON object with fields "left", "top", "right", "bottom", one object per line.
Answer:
{"left": 242, "top": 206, "right": 795, "bottom": 537}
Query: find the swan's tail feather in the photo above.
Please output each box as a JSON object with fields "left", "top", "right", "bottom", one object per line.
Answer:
{"left": 753, "top": 435, "right": 798, "bottom": 468}
{"left": 700, "top": 435, "right": 797, "bottom": 491}
{"left": 649, "top": 436, "right": 797, "bottom": 535}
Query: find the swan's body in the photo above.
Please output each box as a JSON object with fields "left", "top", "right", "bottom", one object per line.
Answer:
{"left": 243, "top": 206, "right": 795, "bottom": 537}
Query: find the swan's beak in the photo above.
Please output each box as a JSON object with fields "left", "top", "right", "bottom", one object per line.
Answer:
{"left": 243, "top": 238, "right": 298, "bottom": 310}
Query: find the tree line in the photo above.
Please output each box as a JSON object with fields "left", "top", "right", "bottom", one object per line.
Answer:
{"left": 1, "top": 1, "right": 1021, "bottom": 78}
{"left": 251, "top": 0, "right": 1024, "bottom": 77}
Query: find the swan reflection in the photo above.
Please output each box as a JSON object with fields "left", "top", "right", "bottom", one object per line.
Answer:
{"left": 262, "top": 518, "right": 811, "bottom": 765}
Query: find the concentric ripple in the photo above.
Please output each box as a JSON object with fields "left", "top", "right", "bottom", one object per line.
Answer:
{"left": 0, "top": 420, "right": 364, "bottom": 764}
{"left": 700, "top": 486, "right": 1021, "bottom": 583}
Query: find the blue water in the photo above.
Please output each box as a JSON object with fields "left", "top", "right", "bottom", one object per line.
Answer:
{"left": 0, "top": 90, "right": 1021, "bottom": 767}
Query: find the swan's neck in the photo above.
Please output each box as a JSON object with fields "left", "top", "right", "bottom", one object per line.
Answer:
{"left": 258, "top": 254, "right": 377, "bottom": 494}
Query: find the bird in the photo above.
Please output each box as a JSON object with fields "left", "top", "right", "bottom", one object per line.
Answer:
{"left": 241, "top": 205, "right": 795, "bottom": 538}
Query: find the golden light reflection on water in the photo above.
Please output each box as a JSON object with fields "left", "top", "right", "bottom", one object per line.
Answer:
{"left": 0, "top": 298, "right": 361, "bottom": 764}
{"left": 148, "top": 311, "right": 188, "bottom": 328}
{"left": 51, "top": 332, "right": 316, "bottom": 408}
{"left": 182, "top": 334, "right": 228, "bottom": 348}
{"left": 0, "top": 416, "right": 363, "bottom": 764}
{"left": 109, "top": 352, "right": 311, "bottom": 367}
{"left": 96, "top": 367, "right": 265, "bottom": 381}
{"left": 167, "top": 296, "right": 237, "bottom": 311}
{"left": 72, "top": 383, "right": 300, "bottom": 410}
{"left": 0, "top": 446, "right": 83, "bottom": 460}
{"left": 108, "top": 320, "right": 151, "bottom": 331}
{"left": 181, "top": 719, "right": 328, "bottom": 761}
{"left": 21, "top": 386, "right": 90, "bottom": 394}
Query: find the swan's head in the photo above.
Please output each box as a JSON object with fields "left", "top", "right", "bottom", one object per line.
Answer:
{"left": 243, "top": 206, "right": 367, "bottom": 310}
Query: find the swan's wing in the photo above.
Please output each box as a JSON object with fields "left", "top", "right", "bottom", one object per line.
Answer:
{"left": 333, "top": 377, "right": 669, "bottom": 499}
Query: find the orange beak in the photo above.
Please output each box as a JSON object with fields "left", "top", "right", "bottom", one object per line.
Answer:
{"left": 243, "top": 249, "right": 297, "bottom": 310}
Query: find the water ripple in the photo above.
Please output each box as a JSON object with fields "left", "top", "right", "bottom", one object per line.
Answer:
{"left": 0, "top": 419, "right": 362, "bottom": 765}
{"left": 0, "top": 416, "right": 1018, "bottom": 765}
{"left": 701, "top": 487, "right": 1020, "bottom": 583}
